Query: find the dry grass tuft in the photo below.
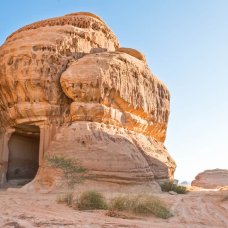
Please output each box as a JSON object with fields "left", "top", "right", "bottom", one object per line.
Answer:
{"left": 76, "top": 191, "right": 108, "bottom": 210}
{"left": 109, "top": 194, "right": 172, "bottom": 219}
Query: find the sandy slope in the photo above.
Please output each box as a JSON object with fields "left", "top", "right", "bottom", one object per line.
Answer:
{"left": 0, "top": 189, "right": 227, "bottom": 228}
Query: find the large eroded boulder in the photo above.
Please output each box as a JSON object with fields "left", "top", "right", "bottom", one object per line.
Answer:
{"left": 0, "top": 12, "right": 175, "bottom": 191}
{"left": 192, "top": 169, "right": 228, "bottom": 189}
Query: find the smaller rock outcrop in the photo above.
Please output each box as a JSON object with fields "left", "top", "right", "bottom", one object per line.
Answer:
{"left": 192, "top": 169, "right": 228, "bottom": 189}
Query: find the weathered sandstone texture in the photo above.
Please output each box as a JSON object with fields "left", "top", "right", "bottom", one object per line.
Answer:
{"left": 0, "top": 12, "right": 175, "bottom": 191}
{"left": 192, "top": 169, "right": 228, "bottom": 189}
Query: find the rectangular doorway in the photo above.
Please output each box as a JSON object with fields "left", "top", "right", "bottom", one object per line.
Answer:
{"left": 6, "top": 125, "right": 40, "bottom": 186}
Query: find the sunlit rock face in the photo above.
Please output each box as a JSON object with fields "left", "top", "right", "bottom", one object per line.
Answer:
{"left": 0, "top": 12, "right": 119, "bottom": 127}
{"left": 0, "top": 12, "right": 175, "bottom": 191}
{"left": 192, "top": 169, "right": 228, "bottom": 189}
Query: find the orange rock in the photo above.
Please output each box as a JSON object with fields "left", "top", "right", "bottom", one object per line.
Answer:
{"left": 117, "top": 47, "right": 146, "bottom": 62}
{"left": 0, "top": 12, "right": 175, "bottom": 191}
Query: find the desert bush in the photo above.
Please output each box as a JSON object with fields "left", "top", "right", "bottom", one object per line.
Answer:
{"left": 57, "top": 192, "right": 73, "bottom": 206}
{"left": 109, "top": 196, "right": 131, "bottom": 211}
{"left": 108, "top": 195, "right": 172, "bottom": 219}
{"left": 76, "top": 191, "right": 108, "bottom": 210}
{"left": 160, "top": 181, "right": 187, "bottom": 194}
{"left": 47, "top": 156, "right": 86, "bottom": 192}
{"left": 130, "top": 195, "right": 172, "bottom": 218}
{"left": 173, "top": 185, "right": 187, "bottom": 194}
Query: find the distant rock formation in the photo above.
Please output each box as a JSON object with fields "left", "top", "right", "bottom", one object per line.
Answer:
{"left": 180, "top": 181, "right": 190, "bottom": 186}
{"left": 0, "top": 12, "right": 176, "bottom": 191}
{"left": 192, "top": 169, "right": 228, "bottom": 189}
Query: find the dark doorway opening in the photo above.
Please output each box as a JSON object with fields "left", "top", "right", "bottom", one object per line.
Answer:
{"left": 6, "top": 124, "right": 40, "bottom": 186}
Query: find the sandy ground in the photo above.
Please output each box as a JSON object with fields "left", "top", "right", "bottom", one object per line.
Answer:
{"left": 0, "top": 188, "right": 227, "bottom": 228}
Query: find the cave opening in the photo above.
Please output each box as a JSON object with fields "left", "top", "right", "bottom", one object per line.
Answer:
{"left": 6, "top": 124, "right": 40, "bottom": 186}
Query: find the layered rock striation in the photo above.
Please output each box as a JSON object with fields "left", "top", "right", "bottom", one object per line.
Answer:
{"left": 0, "top": 12, "right": 118, "bottom": 128}
{"left": 192, "top": 169, "right": 228, "bottom": 189}
{"left": 0, "top": 12, "right": 175, "bottom": 190}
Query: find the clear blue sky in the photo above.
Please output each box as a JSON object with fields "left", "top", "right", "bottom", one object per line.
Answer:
{"left": 1, "top": 0, "right": 227, "bottom": 181}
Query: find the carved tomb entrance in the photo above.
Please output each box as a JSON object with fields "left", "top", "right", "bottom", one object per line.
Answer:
{"left": 6, "top": 125, "right": 40, "bottom": 185}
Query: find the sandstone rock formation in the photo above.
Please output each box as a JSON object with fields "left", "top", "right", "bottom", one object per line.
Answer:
{"left": 192, "top": 169, "right": 228, "bottom": 189}
{"left": 0, "top": 12, "right": 175, "bottom": 191}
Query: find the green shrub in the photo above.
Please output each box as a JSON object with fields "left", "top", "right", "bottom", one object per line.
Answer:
{"left": 47, "top": 156, "right": 86, "bottom": 190}
{"left": 160, "top": 181, "right": 187, "bottom": 194}
{"left": 108, "top": 195, "right": 172, "bottom": 219}
{"left": 77, "top": 191, "right": 108, "bottom": 210}
{"left": 172, "top": 185, "right": 187, "bottom": 194}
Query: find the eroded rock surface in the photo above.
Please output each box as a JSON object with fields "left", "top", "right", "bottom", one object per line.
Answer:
{"left": 0, "top": 12, "right": 119, "bottom": 127}
{"left": 192, "top": 169, "right": 228, "bottom": 189}
{"left": 0, "top": 12, "right": 175, "bottom": 190}
{"left": 60, "top": 51, "right": 170, "bottom": 142}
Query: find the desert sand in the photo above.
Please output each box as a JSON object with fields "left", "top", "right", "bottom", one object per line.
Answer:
{"left": 0, "top": 188, "right": 227, "bottom": 228}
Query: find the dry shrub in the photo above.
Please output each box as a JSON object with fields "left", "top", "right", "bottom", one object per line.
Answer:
{"left": 76, "top": 191, "right": 108, "bottom": 210}
{"left": 160, "top": 181, "right": 187, "bottom": 194}
{"left": 109, "top": 195, "right": 172, "bottom": 219}
{"left": 109, "top": 196, "right": 131, "bottom": 211}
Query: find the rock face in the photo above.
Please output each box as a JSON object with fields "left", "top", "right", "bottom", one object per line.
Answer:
{"left": 192, "top": 169, "right": 228, "bottom": 189}
{"left": 0, "top": 12, "right": 175, "bottom": 191}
